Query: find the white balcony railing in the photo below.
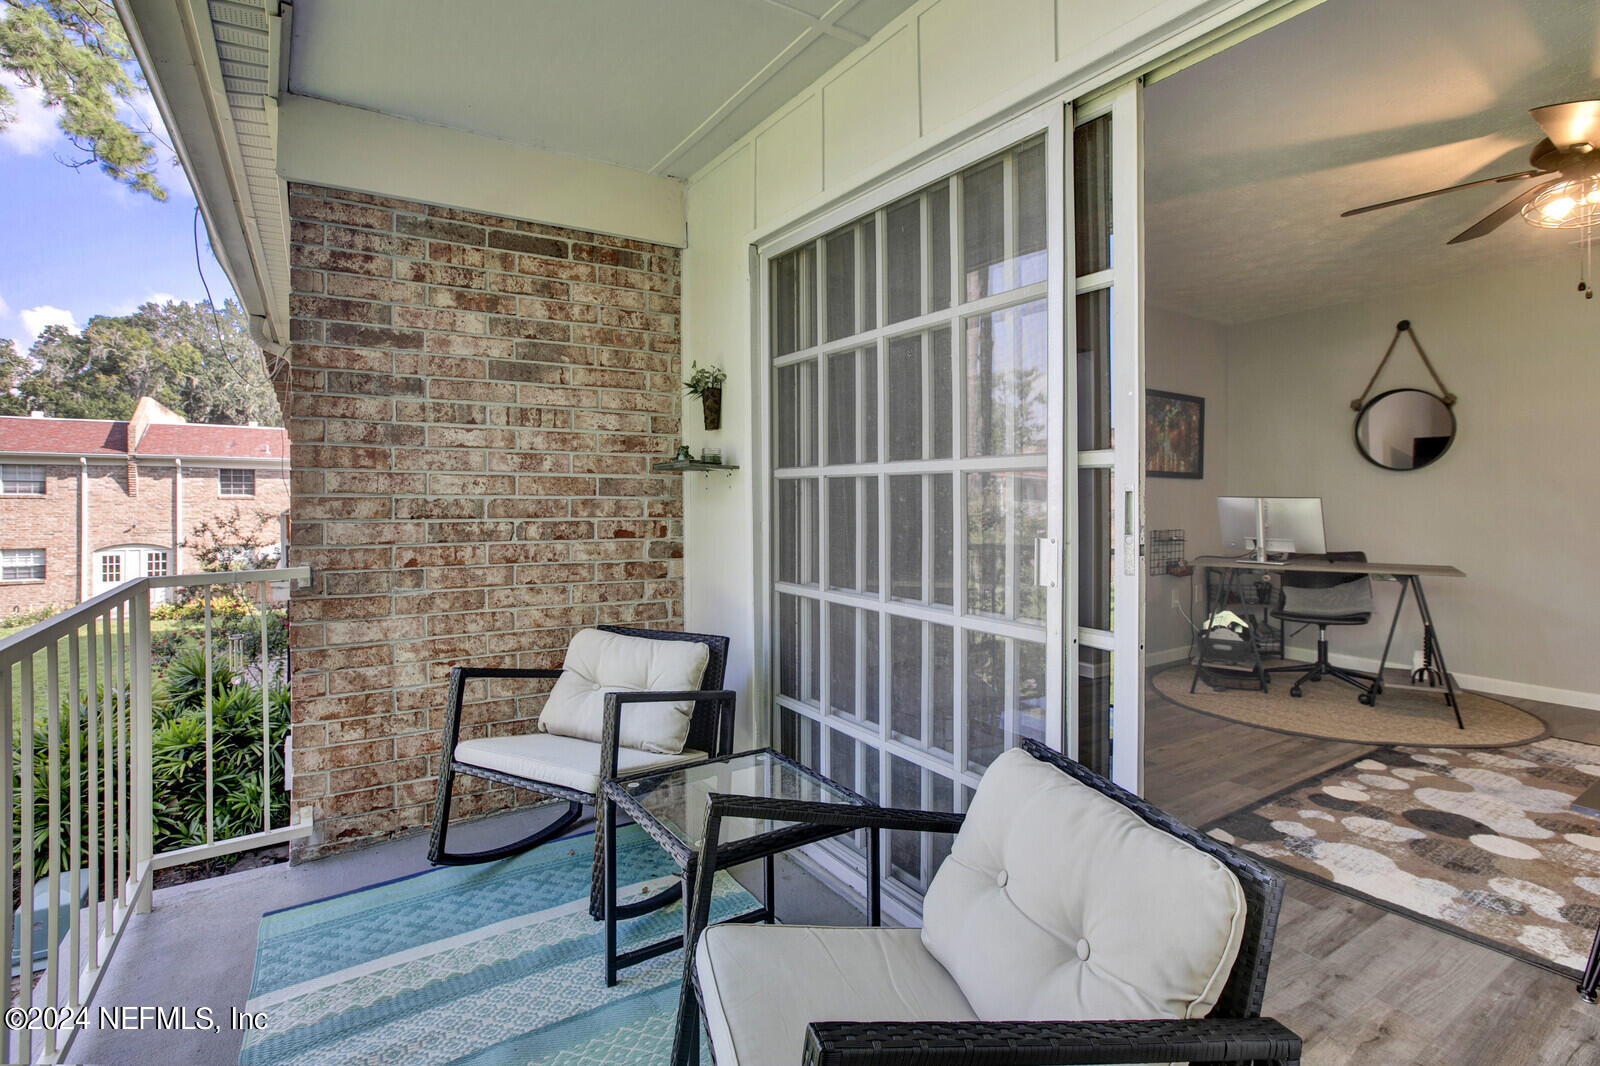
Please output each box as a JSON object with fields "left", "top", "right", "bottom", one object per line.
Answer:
{"left": 1, "top": 567, "right": 313, "bottom": 1064}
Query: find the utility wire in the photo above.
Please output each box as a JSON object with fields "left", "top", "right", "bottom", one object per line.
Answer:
{"left": 193, "top": 205, "right": 266, "bottom": 399}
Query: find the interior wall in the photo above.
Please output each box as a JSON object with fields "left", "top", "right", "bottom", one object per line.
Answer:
{"left": 681, "top": 0, "right": 1269, "bottom": 731}
{"left": 1144, "top": 306, "right": 1229, "bottom": 661}
{"left": 1223, "top": 258, "right": 1600, "bottom": 707}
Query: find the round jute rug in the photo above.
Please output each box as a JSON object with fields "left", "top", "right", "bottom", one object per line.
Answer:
{"left": 1152, "top": 662, "right": 1546, "bottom": 748}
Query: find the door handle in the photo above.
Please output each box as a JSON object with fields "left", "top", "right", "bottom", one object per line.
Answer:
{"left": 1122, "top": 490, "right": 1138, "bottom": 576}
{"left": 1035, "top": 537, "right": 1059, "bottom": 588}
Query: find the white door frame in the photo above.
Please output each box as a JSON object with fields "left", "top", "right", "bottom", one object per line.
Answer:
{"left": 1107, "top": 82, "right": 1146, "bottom": 793}
{"left": 1067, "top": 82, "right": 1146, "bottom": 794}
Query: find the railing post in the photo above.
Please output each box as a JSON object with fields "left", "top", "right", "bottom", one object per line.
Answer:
{"left": 1, "top": 662, "right": 13, "bottom": 1064}
{"left": 260, "top": 579, "right": 271, "bottom": 833}
{"left": 131, "top": 586, "right": 154, "bottom": 914}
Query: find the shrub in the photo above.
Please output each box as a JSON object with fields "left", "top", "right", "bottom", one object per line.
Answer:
{"left": 16, "top": 671, "right": 289, "bottom": 878}
{"left": 1, "top": 604, "right": 69, "bottom": 632}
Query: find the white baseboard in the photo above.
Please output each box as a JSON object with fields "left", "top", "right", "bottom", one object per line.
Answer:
{"left": 1142, "top": 642, "right": 1600, "bottom": 712}
{"left": 1145, "top": 646, "right": 1193, "bottom": 668}
{"left": 1317, "top": 650, "right": 1600, "bottom": 712}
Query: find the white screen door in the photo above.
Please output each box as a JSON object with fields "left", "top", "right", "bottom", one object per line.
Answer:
{"left": 1068, "top": 84, "right": 1145, "bottom": 792}
{"left": 767, "top": 115, "right": 1069, "bottom": 900}
{"left": 764, "top": 87, "right": 1146, "bottom": 906}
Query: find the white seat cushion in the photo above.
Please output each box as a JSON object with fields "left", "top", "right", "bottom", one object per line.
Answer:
{"left": 696, "top": 925, "right": 976, "bottom": 1066}
{"left": 921, "top": 747, "right": 1247, "bottom": 1023}
{"left": 537, "top": 629, "right": 711, "bottom": 754}
{"left": 453, "top": 732, "right": 705, "bottom": 796}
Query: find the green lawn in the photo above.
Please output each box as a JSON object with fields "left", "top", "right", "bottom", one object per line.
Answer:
{"left": 2, "top": 618, "right": 190, "bottom": 729}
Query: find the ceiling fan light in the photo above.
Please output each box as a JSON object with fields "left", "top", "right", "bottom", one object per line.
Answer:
{"left": 1522, "top": 179, "right": 1600, "bottom": 229}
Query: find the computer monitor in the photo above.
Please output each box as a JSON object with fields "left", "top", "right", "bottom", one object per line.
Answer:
{"left": 1217, "top": 497, "right": 1262, "bottom": 555}
{"left": 1216, "top": 496, "right": 1327, "bottom": 559}
{"left": 1263, "top": 497, "right": 1326, "bottom": 555}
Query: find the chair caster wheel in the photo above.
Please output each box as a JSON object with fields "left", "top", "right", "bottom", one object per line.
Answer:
{"left": 1358, "top": 693, "right": 1375, "bottom": 706}
{"left": 1290, "top": 686, "right": 1303, "bottom": 698}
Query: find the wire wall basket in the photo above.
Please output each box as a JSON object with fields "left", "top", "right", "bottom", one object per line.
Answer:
{"left": 1149, "top": 529, "right": 1186, "bottom": 576}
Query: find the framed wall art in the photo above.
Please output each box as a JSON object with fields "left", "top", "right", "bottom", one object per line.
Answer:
{"left": 1146, "top": 390, "right": 1204, "bottom": 479}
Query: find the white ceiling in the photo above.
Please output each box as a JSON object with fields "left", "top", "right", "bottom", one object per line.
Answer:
{"left": 1145, "top": 0, "right": 1600, "bottom": 325}
{"left": 287, "top": 0, "right": 918, "bottom": 180}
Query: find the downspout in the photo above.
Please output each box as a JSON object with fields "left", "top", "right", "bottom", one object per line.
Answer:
{"left": 78, "top": 457, "right": 89, "bottom": 602}
{"left": 174, "top": 457, "right": 184, "bottom": 572}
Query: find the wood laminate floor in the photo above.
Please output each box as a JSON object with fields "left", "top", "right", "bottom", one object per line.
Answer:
{"left": 1144, "top": 672, "right": 1600, "bottom": 1065}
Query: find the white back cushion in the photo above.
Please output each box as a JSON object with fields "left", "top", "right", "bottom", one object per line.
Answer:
{"left": 921, "top": 748, "right": 1246, "bottom": 1022}
{"left": 537, "top": 629, "right": 710, "bottom": 754}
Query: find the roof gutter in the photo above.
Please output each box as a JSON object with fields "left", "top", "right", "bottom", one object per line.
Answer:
{"left": 116, "top": 0, "right": 289, "bottom": 347}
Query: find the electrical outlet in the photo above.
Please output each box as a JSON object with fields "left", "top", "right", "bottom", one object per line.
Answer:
{"left": 1171, "top": 589, "right": 1182, "bottom": 609}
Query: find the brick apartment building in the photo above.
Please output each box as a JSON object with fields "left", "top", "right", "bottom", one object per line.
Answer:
{"left": 0, "top": 397, "right": 290, "bottom": 616}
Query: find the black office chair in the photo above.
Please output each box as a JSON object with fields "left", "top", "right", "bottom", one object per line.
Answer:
{"left": 1264, "top": 551, "right": 1381, "bottom": 705}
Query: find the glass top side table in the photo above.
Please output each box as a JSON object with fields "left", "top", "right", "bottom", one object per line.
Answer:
{"left": 598, "top": 747, "right": 876, "bottom": 1063}
{"left": 616, "top": 747, "right": 866, "bottom": 855}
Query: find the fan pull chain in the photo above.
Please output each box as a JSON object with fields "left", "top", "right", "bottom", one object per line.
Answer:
{"left": 1581, "top": 225, "right": 1594, "bottom": 300}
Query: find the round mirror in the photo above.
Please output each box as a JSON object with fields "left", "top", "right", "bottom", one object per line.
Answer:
{"left": 1354, "top": 388, "right": 1456, "bottom": 471}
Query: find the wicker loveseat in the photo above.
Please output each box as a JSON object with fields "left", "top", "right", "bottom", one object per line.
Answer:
{"left": 681, "top": 737, "right": 1301, "bottom": 1065}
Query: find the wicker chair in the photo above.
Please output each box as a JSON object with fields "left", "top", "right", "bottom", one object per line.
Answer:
{"left": 428, "top": 625, "right": 735, "bottom": 919}
{"left": 680, "top": 737, "right": 1300, "bottom": 1066}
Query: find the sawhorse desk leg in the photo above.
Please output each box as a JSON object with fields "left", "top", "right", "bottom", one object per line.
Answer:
{"left": 1375, "top": 575, "right": 1463, "bottom": 730}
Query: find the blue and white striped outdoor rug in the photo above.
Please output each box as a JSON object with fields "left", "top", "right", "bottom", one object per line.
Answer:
{"left": 240, "top": 826, "right": 753, "bottom": 1065}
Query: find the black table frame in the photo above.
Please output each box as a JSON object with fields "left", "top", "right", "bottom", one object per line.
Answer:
{"left": 1574, "top": 784, "right": 1600, "bottom": 1004}
{"left": 599, "top": 746, "right": 876, "bottom": 1061}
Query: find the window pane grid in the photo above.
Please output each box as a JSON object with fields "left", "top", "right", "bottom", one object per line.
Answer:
{"left": 219, "top": 468, "right": 255, "bottom": 496}
{"left": 2, "top": 465, "right": 46, "bottom": 495}
{"left": 771, "top": 135, "right": 1048, "bottom": 898}
{"left": 1, "top": 548, "right": 46, "bottom": 581}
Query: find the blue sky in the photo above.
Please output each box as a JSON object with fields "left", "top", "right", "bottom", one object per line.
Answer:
{"left": 0, "top": 73, "right": 233, "bottom": 351}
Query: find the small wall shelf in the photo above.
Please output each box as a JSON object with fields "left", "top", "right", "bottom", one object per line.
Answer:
{"left": 652, "top": 460, "right": 740, "bottom": 473}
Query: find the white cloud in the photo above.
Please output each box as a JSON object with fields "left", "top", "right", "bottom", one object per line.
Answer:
{"left": 112, "top": 291, "right": 180, "bottom": 315}
{"left": 0, "top": 293, "right": 10, "bottom": 319}
{"left": 0, "top": 72, "right": 59, "bottom": 156}
{"left": 19, "top": 306, "right": 79, "bottom": 346}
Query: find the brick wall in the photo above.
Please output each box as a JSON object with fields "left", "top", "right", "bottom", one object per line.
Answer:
{"left": 0, "top": 461, "right": 289, "bottom": 615}
{"left": 0, "top": 463, "right": 81, "bottom": 613}
{"left": 174, "top": 465, "right": 289, "bottom": 569}
{"left": 280, "top": 182, "right": 684, "bottom": 859}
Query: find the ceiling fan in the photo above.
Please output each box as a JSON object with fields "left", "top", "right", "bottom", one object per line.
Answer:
{"left": 1341, "top": 100, "right": 1600, "bottom": 244}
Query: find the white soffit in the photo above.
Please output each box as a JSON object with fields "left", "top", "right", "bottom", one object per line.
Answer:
{"left": 1145, "top": 0, "right": 1600, "bottom": 325}
{"left": 208, "top": 0, "right": 290, "bottom": 338}
{"left": 286, "top": 0, "right": 920, "bottom": 179}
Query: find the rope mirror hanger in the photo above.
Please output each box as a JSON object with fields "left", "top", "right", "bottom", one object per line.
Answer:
{"left": 1351, "top": 321, "right": 1459, "bottom": 472}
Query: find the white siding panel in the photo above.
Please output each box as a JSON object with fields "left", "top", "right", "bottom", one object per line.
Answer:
{"left": 822, "top": 26, "right": 921, "bottom": 188}
{"left": 682, "top": 144, "right": 761, "bottom": 746}
{"left": 1057, "top": 0, "right": 1169, "bottom": 65}
{"left": 919, "top": 0, "right": 1056, "bottom": 134}
{"left": 756, "top": 95, "right": 825, "bottom": 229}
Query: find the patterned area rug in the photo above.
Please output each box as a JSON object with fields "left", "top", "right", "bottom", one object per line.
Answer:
{"left": 1154, "top": 663, "right": 1546, "bottom": 748}
{"left": 240, "top": 826, "right": 755, "bottom": 1065}
{"left": 1206, "top": 739, "right": 1600, "bottom": 975}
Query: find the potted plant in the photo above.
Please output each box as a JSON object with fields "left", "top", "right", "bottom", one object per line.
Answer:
{"left": 684, "top": 362, "right": 727, "bottom": 431}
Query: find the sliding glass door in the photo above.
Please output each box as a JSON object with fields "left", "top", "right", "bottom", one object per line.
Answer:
{"left": 766, "top": 86, "right": 1143, "bottom": 902}
{"left": 770, "top": 129, "right": 1063, "bottom": 896}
